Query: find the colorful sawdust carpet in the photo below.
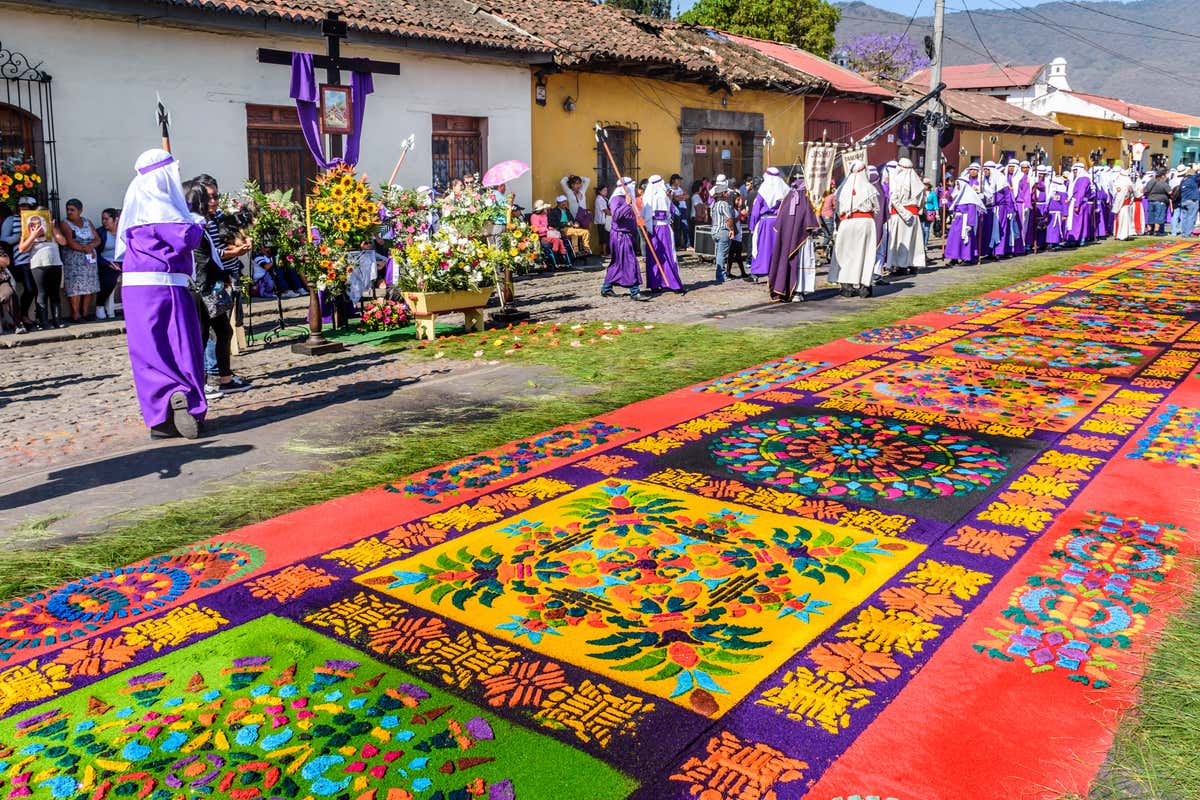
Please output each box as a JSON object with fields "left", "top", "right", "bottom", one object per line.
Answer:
{"left": 1, "top": 241, "right": 1199, "bottom": 800}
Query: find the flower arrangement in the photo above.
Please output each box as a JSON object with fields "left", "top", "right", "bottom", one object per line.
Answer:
{"left": 359, "top": 297, "right": 411, "bottom": 332}
{"left": 438, "top": 176, "right": 506, "bottom": 237}
{"left": 243, "top": 182, "right": 306, "bottom": 263}
{"left": 395, "top": 229, "right": 497, "bottom": 294}
{"left": 379, "top": 184, "right": 431, "bottom": 248}
{"left": 0, "top": 156, "right": 42, "bottom": 204}
{"left": 491, "top": 220, "right": 541, "bottom": 277}
{"left": 305, "top": 165, "right": 379, "bottom": 291}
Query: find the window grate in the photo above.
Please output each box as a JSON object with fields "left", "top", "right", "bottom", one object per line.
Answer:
{"left": 595, "top": 122, "right": 640, "bottom": 190}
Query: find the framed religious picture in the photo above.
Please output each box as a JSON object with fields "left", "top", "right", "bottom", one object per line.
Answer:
{"left": 20, "top": 208, "right": 52, "bottom": 241}
{"left": 319, "top": 84, "right": 353, "bottom": 135}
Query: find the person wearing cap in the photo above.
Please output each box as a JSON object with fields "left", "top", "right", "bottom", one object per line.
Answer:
{"left": 0, "top": 195, "right": 40, "bottom": 329}
{"left": 829, "top": 160, "right": 880, "bottom": 297}
{"left": 641, "top": 175, "right": 685, "bottom": 294}
{"left": 600, "top": 178, "right": 647, "bottom": 301}
{"left": 550, "top": 194, "right": 591, "bottom": 262}
{"left": 709, "top": 180, "right": 736, "bottom": 284}
{"left": 884, "top": 158, "right": 926, "bottom": 276}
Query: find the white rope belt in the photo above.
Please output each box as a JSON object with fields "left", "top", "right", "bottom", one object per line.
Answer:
{"left": 121, "top": 272, "right": 192, "bottom": 288}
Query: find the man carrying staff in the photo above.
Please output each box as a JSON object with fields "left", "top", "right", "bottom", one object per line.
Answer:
{"left": 600, "top": 177, "right": 648, "bottom": 302}
{"left": 116, "top": 148, "right": 208, "bottom": 439}
{"left": 829, "top": 160, "right": 880, "bottom": 298}
{"left": 884, "top": 158, "right": 926, "bottom": 277}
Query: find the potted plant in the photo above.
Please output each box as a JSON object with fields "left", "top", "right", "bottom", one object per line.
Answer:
{"left": 394, "top": 230, "right": 497, "bottom": 339}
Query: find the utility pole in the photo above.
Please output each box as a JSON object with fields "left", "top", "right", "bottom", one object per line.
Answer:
{"left": 924, "top": 0, "right": 946, "bottom": 184}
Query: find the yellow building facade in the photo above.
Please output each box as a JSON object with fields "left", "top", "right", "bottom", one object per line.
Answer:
{"left": 954, "top": 129, "right": 1058, "bottom": 173}
{"left": 1049, "top": 113, "right": 1124, "bottom": 170}
{"left": 530, "top": 70, "right": 807, "bottom": 205}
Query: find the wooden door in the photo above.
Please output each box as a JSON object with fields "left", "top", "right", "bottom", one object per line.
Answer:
{"left": 246, "top": 105, "right": 321, "bottom": 199}
{"left": 694, "top": 129, "right": 743, "bottom": 182}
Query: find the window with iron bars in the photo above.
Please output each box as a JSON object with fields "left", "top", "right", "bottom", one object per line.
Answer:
{"left": 595, "top": 122, "right": 640, "bottom": 191}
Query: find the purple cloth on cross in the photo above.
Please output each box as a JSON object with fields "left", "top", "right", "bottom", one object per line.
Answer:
{"left": 290, "top": 52, "right": 374, "bottom": 169}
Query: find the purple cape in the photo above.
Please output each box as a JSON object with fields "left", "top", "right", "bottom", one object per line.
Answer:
{"left": 748, "top": 194, "right": 779, "bottom": 276}
{"left": 121, "top": 222, "right": 207, "bottom": 427}
{"left": 604, "top": 196, "right": 641, "bottom": 288}
{"left": 944, "top": 204, "right": 979, "bottom": 261}
{"left": 767, "top": 183, "right": 818, "bottom": 299}
{"left": 644, "top": 214, "right": 682, "bottom": 291}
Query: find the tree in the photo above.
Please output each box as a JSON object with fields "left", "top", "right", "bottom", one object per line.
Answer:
{"left": 843, "top": 33, "right": 930, "bottom": 80}
{"left": 606, "top": 0, "right": 671, "bottom": 18}
{"left": 678, "top": 0, "right": 841, "bottom": 58}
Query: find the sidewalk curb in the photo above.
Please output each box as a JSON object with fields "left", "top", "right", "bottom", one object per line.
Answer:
{"left": 2, "top": 322, "right": 127, "bottom": 348}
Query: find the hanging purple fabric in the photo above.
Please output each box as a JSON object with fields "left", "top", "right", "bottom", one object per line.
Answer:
{"left": 289, "top": 52, "right": 374, "bottom": 169}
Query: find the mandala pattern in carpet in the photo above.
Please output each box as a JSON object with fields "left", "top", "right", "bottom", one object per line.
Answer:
{"left": 975, "top": 513, "right": 1181, "bottom": 688}
{"left": 942, "top": 297, "right": 1005, "bottom": 315}
{"left": 994, "top": 307, "right": 1193, "bottom": 345}
{"left": 360, "top": 479, "right": 921, "bottom": 716}
{"left": 0, "top": 542, "right": 262, "bottom": 660}
{"left": 1089, "top": 269, "right": 1200, "bottom": 300}
{"left": 818, "top": 358, "right": 1115, "bottom": 435}
{"left": 1128, "top": 405, "right": 1200, "bottom": 468}
{"left": 935, "top": 333, "right": 1157, "bottom": 375}
{"left": 1056, "top": 290, "right": 1200, "bottom": 318}
{"left": 696, "top": 357, "right": 829, "bottom": 397}
{"left": 846, "top": 325, "right": 935, "bottom": 345}
{"left": 708, "top": 414, "right": 1009, "bottom": 503}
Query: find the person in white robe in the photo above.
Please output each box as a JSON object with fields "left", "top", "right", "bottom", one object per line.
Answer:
{"left": 1112, "top": 168, "right": 1136, "bottom": 241}
{"left": 884, "top": 157, "right": 927, "bottom": 275}
{"left": 830, "top": 160, "right": 880, "bottom": 298}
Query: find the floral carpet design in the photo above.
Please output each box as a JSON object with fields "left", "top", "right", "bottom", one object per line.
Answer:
{"left": 0, "top": 241, "right": 1198, "bottom": 800}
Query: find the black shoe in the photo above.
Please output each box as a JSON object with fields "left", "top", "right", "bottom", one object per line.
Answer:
{"left": 630, "top": 293, "right": 650, "bottom": 302}
{"left": 169, "top": 390, "right": 199, "bottom": 439}
{"left": 150, "top": 422, "right": 178, "bottom": 440}
{"left": 219, "top": 375, "right": 252, "bottom": 393}
{"left": 600, "top": 288, "right": 617, "bottom": 298}
{"left": 840, "top": 286, "right": 854, "bottom": 298}
{"left": 673, "top": 289, "right": 688, "bottom": 295}
{"left": 858, "top": 284, "right": 873, "bottom": 298}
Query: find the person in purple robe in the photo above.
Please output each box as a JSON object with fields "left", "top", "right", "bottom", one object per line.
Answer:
{"left": 944, "top": 176, "right": 985, "bottom": 265}
{"left": 1066, "top": 163, "right": 1093, "bottom": 245}
{"left": 747, "top": 167, "right": 788, "bottom": 282}
{"left": 600, "top": 177, "right": 648, "bottom": 301}
{"left": 993, "top": 161, "right": 1025, "bottom": 257}
{"left": 767, "top": 177, "right": 819, "bottom": 302}
{"left": 641, "top": 174, "right": 685, "bottom": 294}
{"left": 979, "top": 162, "right": 999, "bottom": 259}
{"left": 1094, "top": 167, "right": 1112, "bottom": 239}
{"left": 115, "top": 148, "right": 207, "bottom": 439}
{"left": 1015, "top": 161, "right": 1035, "bottom": 246}
{"left": 1044, "top": 169, "right": 1068, "bottom": 248}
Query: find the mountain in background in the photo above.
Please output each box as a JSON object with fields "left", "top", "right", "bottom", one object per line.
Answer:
{"left": 835, "top": 0, "right": 1200, "bottom": 115}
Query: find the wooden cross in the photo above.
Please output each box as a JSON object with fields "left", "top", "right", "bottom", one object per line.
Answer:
{"left": 256, "top": 12, "right": 400, "bottom": 160}
{"left": 256, "top": 12, "right": 401, "bottom": 354}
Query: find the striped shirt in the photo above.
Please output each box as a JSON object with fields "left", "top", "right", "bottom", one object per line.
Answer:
{"left": 709, "top": 199, "right": 733, "bottom": 239}
{"left": 205, "top": 213, "right": 243, "bottom": 275}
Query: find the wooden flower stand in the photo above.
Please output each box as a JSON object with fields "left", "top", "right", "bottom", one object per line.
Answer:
{"left": 402, "top": 288, "right": 495, "bottom": 340}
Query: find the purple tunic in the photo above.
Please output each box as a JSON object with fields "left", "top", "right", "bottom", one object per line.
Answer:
{"left": 992, "top": 185, "right": 1025, "bottom": 257}
{"left": 1045, "top": 185, "right": 1067, "bottom": 246}
{"left": 1095, "top": 184, "right": 1111, "bottom": 238}
{"left": 121, "top": 222, "right": 207, "bottom": 428}
{"left": 748, "top": 195, "right": 779, "bottom": 276}
{"left": 944, "top": 204, "right": 979, "bottom": 262}
{"left": 1068, "top": 176, "right": 1093, "bottom": 243}
{"left": 767, "top": 183, "right": 818, "bottom": 300}
{"left": 604, "top": 196, "right": 641, "bottom": 288}
{"left": 644, "top": 211, "right": 683, "bottom": 291}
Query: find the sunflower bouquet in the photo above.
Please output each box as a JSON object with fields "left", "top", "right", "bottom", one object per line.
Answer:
{"left": 304, "top": 165, "right": 380, "bottom": 291}
{"left": 0, "top": 156, "right": 42, "bottom": 205}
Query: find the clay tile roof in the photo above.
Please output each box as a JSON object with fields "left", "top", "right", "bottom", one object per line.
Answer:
{"left": 1067, "top": 91, "right": 1188, "bottom": 132}
{"left": 909, "top": 62, "right": 1043, "bottom": 90}
{"left": 723, "top": 33, "right": 892, "bottom": 98}
{"left": 476, "top": 0, "right": 826, "bottom": 92}
{"left": 158, "top": 0, "right": 550, "bottom": 53}
{"left": 888, "top": 80, "right": 1065, "bottom": 134}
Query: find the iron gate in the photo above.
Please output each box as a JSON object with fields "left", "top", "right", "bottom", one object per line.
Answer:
{"left": 1, "top": 41, "right": 58, "bottom": 215}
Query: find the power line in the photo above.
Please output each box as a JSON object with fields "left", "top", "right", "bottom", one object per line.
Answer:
{"left": 900, "top": 0, "right": 926, "bottom": 41}
{"left": 959, "top": 0, "right": 1019, "bottom": 83}
{"left": 1057, "top": 0, "right": 1200, "bottom": 43}
{"left": 986, "top": 0, "right": 1196, "bottom": 84}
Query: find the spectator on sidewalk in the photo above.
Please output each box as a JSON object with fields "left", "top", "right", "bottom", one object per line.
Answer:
{"left": 1, "top": 197, "right": 40, "bottom": 330}
{"left": 251, "top": 245, "right": 306, "bottom": 299}
{"left": 1143, "top": 170, "right": 1171, "bottom": 236}
{"left": 96, "top": 208, "right": 122, "bottom": 319}
{"left": 59, "top": 199, "right": 101, "bottom": 322}
{"left": 710, "top": 181, "right": 735, "bottom": 284}
{"left": 18, "top": 204, "right": 67, "bottom": 329}
{"left": 1179, "top": 167, "right": 1200, "bottom": 238}
{"left": 0, "top": 242, "right": 24, "bottom": 334}
{"left": 549, "top": 195, "right": 591, "bottom": 259}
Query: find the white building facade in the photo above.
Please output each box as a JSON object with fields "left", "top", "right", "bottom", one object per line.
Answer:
{"left": 2, "top": 1, "right": 539, "bottom": 216}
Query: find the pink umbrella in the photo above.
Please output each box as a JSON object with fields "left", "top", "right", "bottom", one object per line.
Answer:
{"left": 481, "top": 159, "right": 529, "bottom": 187}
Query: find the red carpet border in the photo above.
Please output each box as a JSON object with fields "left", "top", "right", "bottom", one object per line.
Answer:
{"left": 0, "top": 241, "right": 1197, "bottom": 799}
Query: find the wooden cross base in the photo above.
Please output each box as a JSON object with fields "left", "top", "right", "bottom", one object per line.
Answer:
{"left": 292, "top": 338, "right": 346, "bottom": 355}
